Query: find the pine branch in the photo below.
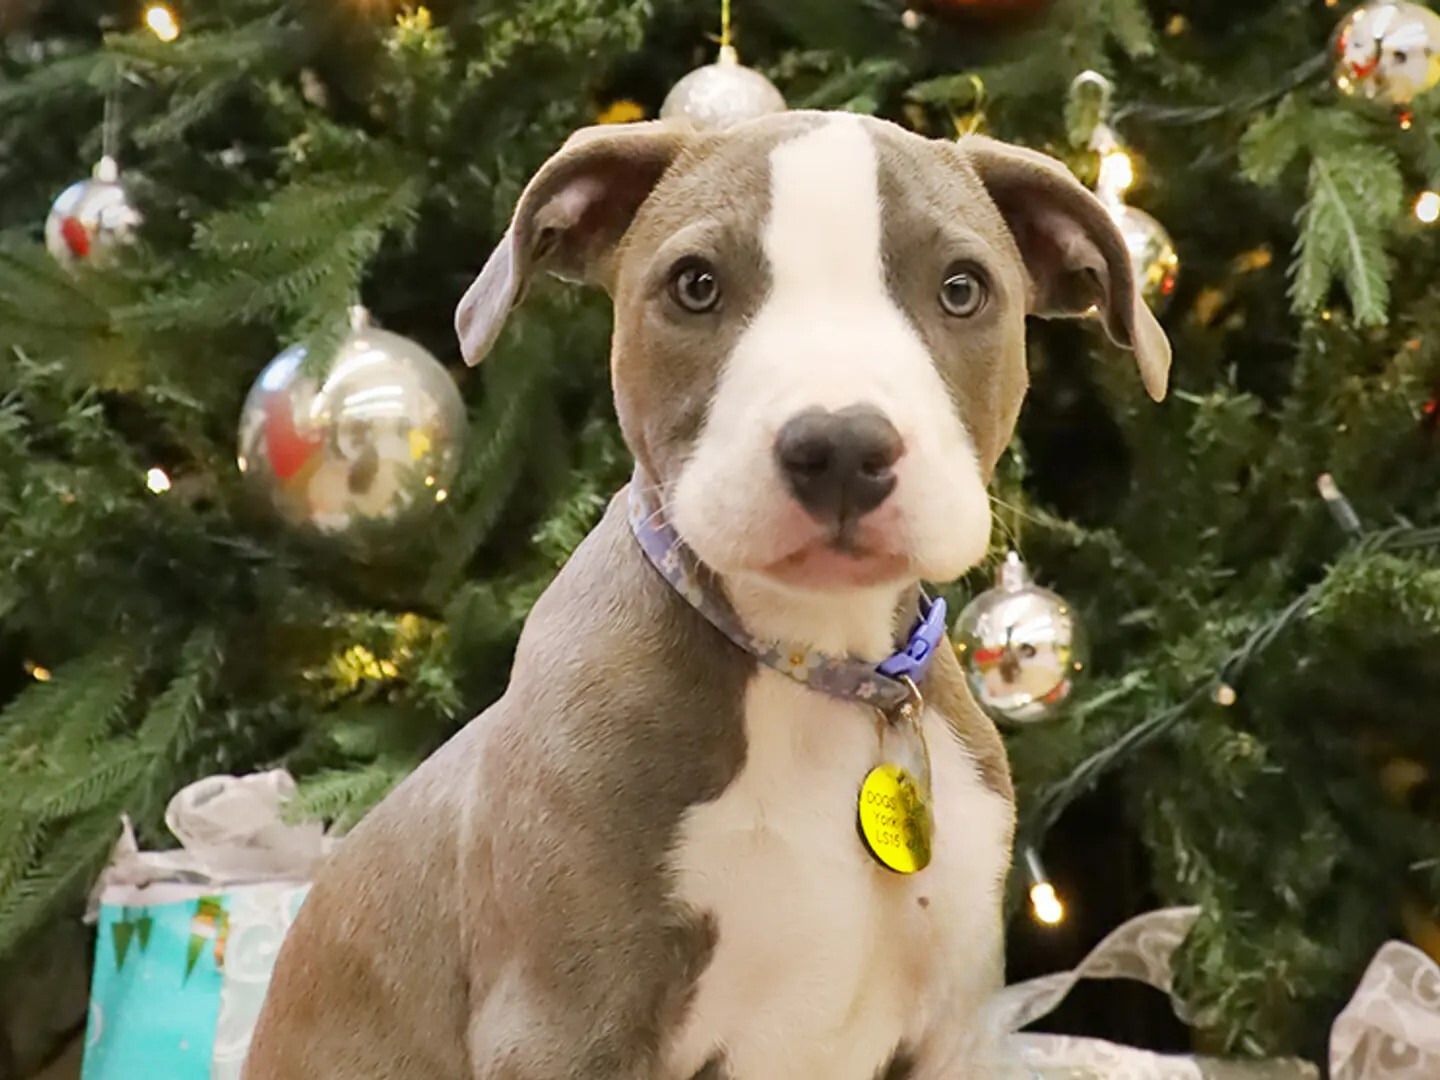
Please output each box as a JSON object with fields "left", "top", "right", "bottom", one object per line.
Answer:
{"left": 1102, "top": 0, "right": 1159, "bottom": 60}
{"left": 116, "top": 175, "right": 423, "bottom": 343}
{"left": 136, "top": 626, "right": 223, "bottom": 763}
{"left": 0, "top": 628, "right": 224, "bottom": 961}
{"left": 0, "top": 807, "right": 120, "bottom": 960}
{"left": 292, "top": 761, "right": 405, "bottom": 832}
{"left": 1295, "top": 150, "right": 1399, "bottom": 325}
{"left": 1239, "top": 96, "right": 1309, "bottom": 186}
{"left": 427, "top": 326, "right": 555, "bottom": 594}
{"left": 20, "top": 750, "right": 151, "bottom": 820}
{"left": 0, "top": 647, "right": 139, "bottom": 762}
{"left": 104, "top": 15, "right": 295, "bottom": 74}
{"left": 0, "top": 818, "right": 44, "bottom": 901}
{"left": 0, "top": 51, "right": 126, "bottom": 118}
{"left": 1243, "top": 100, "right": 1401, "bottom": 325}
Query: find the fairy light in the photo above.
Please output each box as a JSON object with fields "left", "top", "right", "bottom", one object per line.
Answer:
{"left": 1317, "top": 472, "right": 1364, "bottom": 537}
{"left": 1098, "top": 147, "right": 1136, "bottom": 199}
{"left": 1024, "top": 848, "right": 1066, "bottom": 927}
{"left": 1415, "top": 191, "right": 1440, "bottom": 224}
{"left": 1213, "top": 682, "right": 1238, "bottom": 707}
{"left": 144, "top": 2, "right": 180, "bottom": 42}
{"left": 145, "top": 467, "right": 172, "bottom": 494}
{"left": 24, "top": 660, "right": 52, "bottom": 682}
{"left": 434, "top": 488, "right": 448, "bottom": 503}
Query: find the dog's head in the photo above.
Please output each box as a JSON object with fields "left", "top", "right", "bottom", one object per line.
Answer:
{"left": 458, "top": 112, "right": 1168, "bottom": 592}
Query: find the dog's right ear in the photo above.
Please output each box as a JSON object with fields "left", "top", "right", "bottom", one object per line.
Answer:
{"left": 455, "top": 122, "right": 687, "bottom": 366}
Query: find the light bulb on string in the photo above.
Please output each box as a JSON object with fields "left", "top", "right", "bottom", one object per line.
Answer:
{"left": 144, "top": 2, "right": 180, "bottom": 42}
{"left": 1416, "top": 190, "right": 1440, "bottom": 224}
{"left": 24, "top": 660, "right": 53, "bottom": 682}
{"left": 1098, "top": 145, "right": 1135, "bottom": 201}
{"left": 1024, "top": 848, "right": 1066, "bottom": 927}
{"left": 1317, "top": 472, "right": 1365, "bottom": 536}
{"left": 1071, "top": 72, "right": 1178, "bottom": 312}
{"left": 145, "top": 466, "right": 172, "bottom": 494}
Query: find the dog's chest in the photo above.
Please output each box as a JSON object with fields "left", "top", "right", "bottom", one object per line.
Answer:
{"left": 664, "top": 670, "right": 1011, "bottom": 1080}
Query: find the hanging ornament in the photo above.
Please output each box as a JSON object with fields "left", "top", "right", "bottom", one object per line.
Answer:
{"left": 1333, "top": 1, "right": 1440, "bottom": 105}
{"left": 1109, "top": 202, "right": 1180, "bottom": 310}
{"left": 660, "top": 3, "right": 783, "bottom": 131}
{"left": 44, "top": 156, "right": 142, "bottom": 269}
{"left": 954, "top": 552, "right": 1086, "bottom": 724}
{"left": 661, "top": 44, "right": 785, "bottom": 130}
{"left": 237, "top": 307, "right": 466, "bottom": 542}
{"left": 1073, "top": 72, "right": 1179, "bottom": 312}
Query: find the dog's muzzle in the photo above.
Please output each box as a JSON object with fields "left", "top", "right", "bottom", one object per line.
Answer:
{"left": 773, "top": 405, "right": 903, "bottom": 528}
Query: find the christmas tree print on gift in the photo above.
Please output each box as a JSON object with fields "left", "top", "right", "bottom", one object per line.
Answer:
{"left": 83, "top": 895, "right": 228, "bottom": 1080}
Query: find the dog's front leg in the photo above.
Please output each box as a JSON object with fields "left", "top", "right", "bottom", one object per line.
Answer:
{"left": 904, "top": 961, "right": 1014, "bottom": 1080}
{"left": 464, "top": 941, "right": 716, "bottom": 1080}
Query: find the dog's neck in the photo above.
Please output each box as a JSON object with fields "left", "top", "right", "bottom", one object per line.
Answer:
{"left": 721, "top": 571, "right": 914, "bottom": 664}
{"left": 628, "top": 476, "right": 934, "bottom": 709}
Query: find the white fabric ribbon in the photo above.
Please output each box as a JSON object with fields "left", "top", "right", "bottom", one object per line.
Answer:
{"left": 89, "top": 770, "right": 335, "bottom": 915}
{"left": 1329, "top": 940, "right": 1440, "bottom": 1079}
{"left": 992, "top": 906, "right": 1440, "bottom": 1079}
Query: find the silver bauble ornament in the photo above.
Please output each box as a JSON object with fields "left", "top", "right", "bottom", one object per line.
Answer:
{"left": 44, "top": 157, "right": 142, "bottom": 269}
{"left": 955, "top": 552, "right": 1086, "bottom": 724}
{"left": 660, "top": 45, "right": 786, "bottom": 131}
{"left": 237, "top": 308, "right": 466, "bottom": 541}
{"left": 1108, "top": 201, "right": 1179, "bottom": 311}
{"left": 1334, "top": 1, "right": 1440, "bottom": 105}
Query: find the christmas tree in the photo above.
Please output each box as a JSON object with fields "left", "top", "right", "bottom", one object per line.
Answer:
{"left": 2, "top": 0, "right": 1439, "bottom": 1070}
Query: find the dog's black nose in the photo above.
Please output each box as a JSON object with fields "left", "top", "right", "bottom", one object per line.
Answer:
{"left": 774, "top": 405, "right": 903, "bottom": 525}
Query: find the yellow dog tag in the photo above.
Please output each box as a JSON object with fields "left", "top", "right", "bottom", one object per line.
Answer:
{"left": 857, "top": 763, "right": 933, "bottom": 874}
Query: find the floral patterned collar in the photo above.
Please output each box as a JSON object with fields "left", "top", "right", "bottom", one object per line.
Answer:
{"left": 626, "top": 482, "right": 948, "bottom": 715}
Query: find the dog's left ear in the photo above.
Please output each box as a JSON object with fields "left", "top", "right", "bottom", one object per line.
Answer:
{"left": 456, "top": 122, "right": 688, "bottom": 366}
{"left": 960, "top": 135, "right": 1171, "bottom": 401}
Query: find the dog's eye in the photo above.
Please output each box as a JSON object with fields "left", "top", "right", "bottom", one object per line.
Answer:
{"left": 939, "top": 264, "right": 987, "bottom": 318}
{"left": 669, "top": 258, "right": 721, "bottom": 314}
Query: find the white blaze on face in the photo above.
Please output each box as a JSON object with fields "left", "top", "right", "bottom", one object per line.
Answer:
{"left": 670, "top": 116, "right": 991, "bottom": 588}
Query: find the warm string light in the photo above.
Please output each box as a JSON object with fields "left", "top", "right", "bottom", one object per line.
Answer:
{"left": 24, "top": 660, "right": 53, "bottom": 682}
{"left": 1317, "top": 472, "right": 1364, "bottom": 536}
{"left": 145, "top": 466, "right": 172, "bottom": 494}
{"left": 1415, "top": 190, "right": 1440, "bottom": 224}
{"left": 1098, "top": 147, "right": 1136, "bottom": 199}
{"left": 1024, "top": 848, "right": 1066, "bottom": 927}
{"left": 1213, "top": 682, "right": 1238, "bottom": 707}
{"left": 144, "top": 2, "right": 180, "bottom": 42}
{"left": 1074, "top": 74, "right": 1137, "bottom": 207}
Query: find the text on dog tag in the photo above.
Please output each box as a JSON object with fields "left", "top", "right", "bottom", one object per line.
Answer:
{"left": 857, "top": 763, "right": 932, "bottom": 874}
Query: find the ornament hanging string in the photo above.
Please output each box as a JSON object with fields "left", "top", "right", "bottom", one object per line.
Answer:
{"left": 99, "top": 64, "right": 145, "bottom": 166}
{"left": 950, "top": 75, "right": 987, "bottom": 137}
{"left": 102, "top": 85, "right": 120, "bottom": 165}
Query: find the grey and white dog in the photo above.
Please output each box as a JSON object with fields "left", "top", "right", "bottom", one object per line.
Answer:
{"left": 246, "top": 111, "right": 1169, "bottom": 1079}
